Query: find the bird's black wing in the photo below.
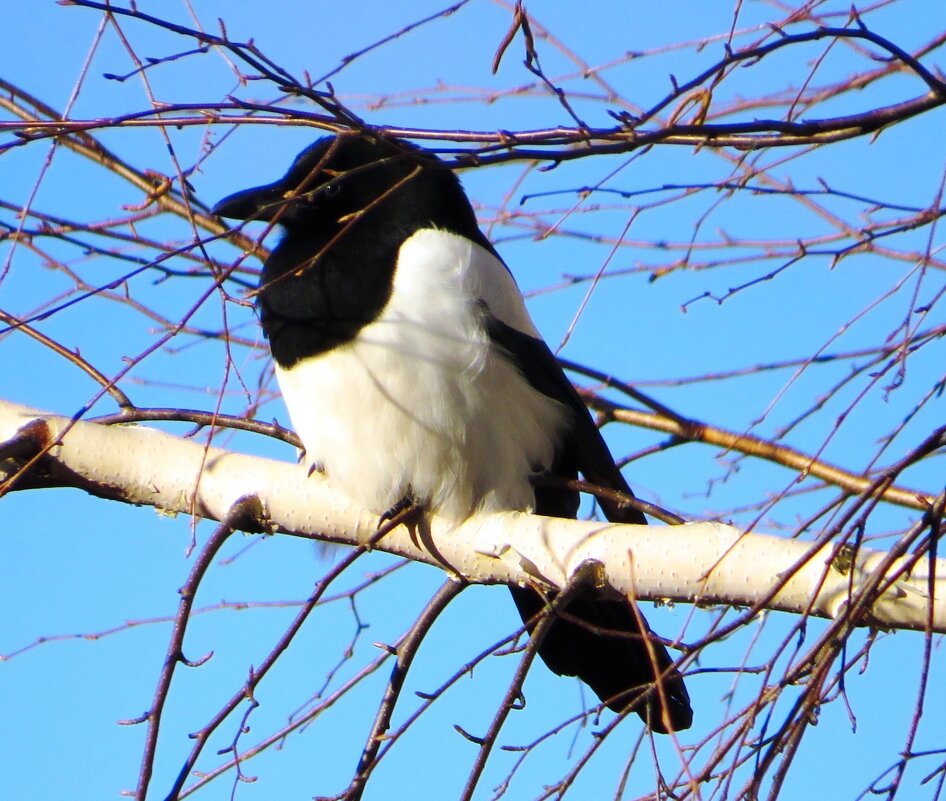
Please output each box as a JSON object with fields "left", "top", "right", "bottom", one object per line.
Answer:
{"left": 485, "top": 317, "right": 645, "bottom": 523}
{"left": 486, "top": 317, "right": 692, "bottom": 733}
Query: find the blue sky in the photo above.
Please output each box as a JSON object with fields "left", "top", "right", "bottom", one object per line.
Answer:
{"left": 2, "top": 2, "right": 945, "bottom": 799}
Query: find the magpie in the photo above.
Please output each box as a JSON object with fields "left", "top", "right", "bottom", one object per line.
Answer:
{"left": 213, "top": 134, "right": 692, "bottom": 732}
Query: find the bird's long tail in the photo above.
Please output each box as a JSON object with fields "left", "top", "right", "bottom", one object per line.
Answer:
{"left": 508, "top": 584, "right": 692, "bottom": 733}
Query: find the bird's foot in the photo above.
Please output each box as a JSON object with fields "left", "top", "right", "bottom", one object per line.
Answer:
{"left": 378, "top": 493, "right": 422, "bottom": 528}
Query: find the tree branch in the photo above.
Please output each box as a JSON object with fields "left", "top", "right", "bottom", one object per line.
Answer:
{"left": 2, "top": 399, "right": 943, "bottom": 634}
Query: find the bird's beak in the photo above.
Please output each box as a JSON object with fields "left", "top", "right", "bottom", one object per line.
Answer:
{"left": 212, "top": 181, "right": 288, "bottom": 222}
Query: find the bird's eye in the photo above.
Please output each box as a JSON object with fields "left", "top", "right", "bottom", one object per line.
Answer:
{"left": 322, "top": 182, "right": 342, "bottom": 198}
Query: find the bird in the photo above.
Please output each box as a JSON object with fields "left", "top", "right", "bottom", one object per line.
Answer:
{"left": 212, "top": 134, "right": 692, "bottom": 733}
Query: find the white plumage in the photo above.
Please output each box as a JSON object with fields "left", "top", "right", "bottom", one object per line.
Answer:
{"left": 275, "top": 228, "right": 567, "bottom": 520}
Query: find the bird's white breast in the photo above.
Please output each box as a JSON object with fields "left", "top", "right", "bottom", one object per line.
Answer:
{"left": 275, "top": 229, "right": 566, "bottom": 521}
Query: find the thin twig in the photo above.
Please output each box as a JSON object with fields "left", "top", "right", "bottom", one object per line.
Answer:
{"left": 457, "top": 561, "right": 605, "bottom": 801}
{"left": 344, "top": 580, "right": 466, "bottom": 801}
{"left": 133, "top": 498, "right": 259, "bottom": 800}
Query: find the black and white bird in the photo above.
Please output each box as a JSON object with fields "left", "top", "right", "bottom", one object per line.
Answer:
{"left": 213, "top": 135, "right": 692, "bottom": 732}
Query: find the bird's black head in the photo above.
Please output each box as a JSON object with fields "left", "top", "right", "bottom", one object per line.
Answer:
{"left": 212, "top": 135, "right": 493, "bottom": 364}
{"left": 213, "top": 135, "right": 490, "bottom": 251}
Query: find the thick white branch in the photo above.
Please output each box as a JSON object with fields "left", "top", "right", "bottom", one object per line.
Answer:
{"left": 2, "top": 399, "right": 943, "bottom": 632}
